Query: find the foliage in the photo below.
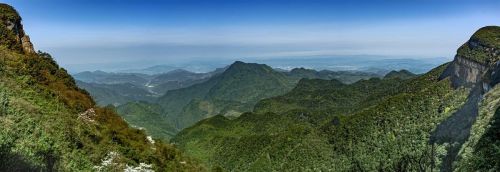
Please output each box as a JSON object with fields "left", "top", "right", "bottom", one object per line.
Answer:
{"left": 455, "top": 85, "right": 500, "bottom": 171}
{"left": 119, "top": 61, "right": 381, "bottom": 142}
{"left": 464, "top": 107, "right": 500, "bottom": 170}
{"left": 174, "top": 63, "right": 470, "bottom": 171}
{"left": 0, "top": 4, "right": 21, "bottom": 21}
{"left": 457, "top": 26, "right": 500, "bottom": 64}
{"left": 470, "top": 26, "right": 500, "bottom": 48}
{"left": 0, "top": 43, "right": 204, "bottom": 171}
{"left": 0, "top": 4, "right": 23, "bottom": 53}
{"left": 117, "top": 102, "right": 178, "bottom": 140}
{"left": 383, "top": 69, "right": 417, "bottom": 80}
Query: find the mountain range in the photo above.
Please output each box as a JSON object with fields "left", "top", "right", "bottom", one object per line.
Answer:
{"left": 74, "top": 68, "right": 222, "bottom": 106}
{"left": 1, "top": 2, "right": 499, "bottom": 171}
{"left": 114, "top": 61, "right": 380, "bottom": 140}
{"left": 172, "top": 26, "right": 500, "bottom": 171}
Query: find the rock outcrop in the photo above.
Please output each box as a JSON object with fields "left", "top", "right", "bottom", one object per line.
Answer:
{"left": 440, "top": 26, "right": 500, "bottom": 90}
{"left": 434, "top": 26, "right": 500, "bottom": 171}
{"left": 0, "top": 3, "right": 35, "bottom": 54}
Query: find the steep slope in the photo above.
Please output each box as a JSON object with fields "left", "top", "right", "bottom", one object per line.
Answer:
{"left": 450, "top": 26, "right": 500, "bottom": 171}
{"left": 430, "top": 26, "right": 500, "bottom": 171}
{"left": 174, "top": 64, "right": 468, "bottom": 171}
{"left": 173, "top": 26, "right": 499, "bottom": 171}
{"left": 116, "top": 102, "right": 179, "bottom": 140}
{"left": 118, "top": 63, "right": 380, "bottom": 140}
{"left": 0, "top": 4, "right": 203, "bottom": 171}
{"left": 156, "top": 61, "right": 295, "bottom": 129}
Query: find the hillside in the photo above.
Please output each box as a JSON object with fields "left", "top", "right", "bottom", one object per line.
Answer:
{"left": 173, "top": 26, "right": 500, "bottom": 171}
{"left": 117, "top": 61, "right": 380, "bottom": 140}
{"left": 116, "top": 102, "right": 179, "bottom": 140}
{"left": 121, "top": 61, "right": 297, "bottom": 136}
{"left": 0, "top": 4, "right": 203, "bottom": 171}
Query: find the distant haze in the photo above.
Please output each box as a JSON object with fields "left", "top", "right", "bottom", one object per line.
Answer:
{"left": 3, "top": 0, "right": 499, "bottom": 72}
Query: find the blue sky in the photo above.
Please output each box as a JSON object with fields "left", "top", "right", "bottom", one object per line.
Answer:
{"left": 2, "top": 0, "right": 500, "bottom": 71}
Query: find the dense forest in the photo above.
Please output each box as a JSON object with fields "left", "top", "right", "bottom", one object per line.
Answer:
{"left": 1, "top": 2, "right": 499, "bottom": 172}
{"left": 174, "top": 26, "right": 500, "bottom": 171}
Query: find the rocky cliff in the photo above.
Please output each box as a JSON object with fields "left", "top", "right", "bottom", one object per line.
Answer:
{"left": 434, "top": 26, "right": 500, "bottom": 171}
{"left": 440, "top": 26, "right": 500, "bottom": 90}
{"left": 0, "top": 3, "right": 35, "bottom": 54}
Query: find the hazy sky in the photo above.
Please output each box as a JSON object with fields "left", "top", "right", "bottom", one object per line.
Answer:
{"left": 2, "top": 0, "right": 500, "bottom": 70}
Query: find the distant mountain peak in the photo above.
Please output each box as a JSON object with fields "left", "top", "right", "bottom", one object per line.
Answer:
{"left": 383, "top": 69, "right": 416, "bottom": 79}
{"left": 225, "top": 61, "right": 273, "bottom": 72}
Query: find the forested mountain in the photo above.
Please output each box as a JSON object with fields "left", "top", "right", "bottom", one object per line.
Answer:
{"left": 117, "top": 61, "right": 379, "bottom": 140}
{"left": 3, "top": 1, "right": 498, "bottom": 172}
{"left": 118, "top": 61, "right": 298, "bottom": 140}
{"left": 383, "top": 69, "right": 417, "bottom": 79}
{"left": 173, "top": 26, "right": 500, "bottom": 171}
{"left": 0, "top": 4, "right": 203, "bottom": 171}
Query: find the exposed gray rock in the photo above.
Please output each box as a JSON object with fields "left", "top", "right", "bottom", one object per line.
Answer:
{"left": 440, "top": 56, "right": 487, "bottom": 89}
{"left": 1, "top": 14, "right": 35, "bottom": 54}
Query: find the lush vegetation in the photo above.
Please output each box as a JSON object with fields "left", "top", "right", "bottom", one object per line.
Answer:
{"left": 172, "top": 26, "right": 500, "bottom": 171}
{"left": 0, "top": 47, "right": 204, "bottom": 171}
{"left": 173, "top": 63, "right": 471, "bottom": 171}
{"left": 456, "top": 85, "right": 500, "bottom": 171}
{"left": 0, "top": 4, "right": 204, "bottom": 171}
{"left": 383, "top": 69, "right": 417, "bottom": 80}
{"left": 117, "top": 61, "right": 381, "bottom": 142}
{"left": 0, "top": 4, "right": 23, "bottom": 54}
{"left": 117, "top": 102, "right": 178, "bottom": 140}
{"left": 457, "top": 26, "right": 500, "bottom": 64}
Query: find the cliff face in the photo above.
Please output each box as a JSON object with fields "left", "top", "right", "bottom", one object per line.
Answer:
{"left": 440, "top": 56, "right": 487, "bottom": 88}
{"left": 434, "top": 26, "right": 500, "bottom": 171}
{"left": 440, "top": 26, "right": 500, "bottom": 90}
{"left": 0, "top": 3, "right": 35, "bottom": 54}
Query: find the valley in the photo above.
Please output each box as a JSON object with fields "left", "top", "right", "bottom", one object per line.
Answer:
{"left": 1, "top": 2, "right": 499, "bottom": 172}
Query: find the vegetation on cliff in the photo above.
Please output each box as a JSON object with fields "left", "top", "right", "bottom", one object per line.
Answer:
{"left": 0, "top": 4, "right": 203, "bottom": 171}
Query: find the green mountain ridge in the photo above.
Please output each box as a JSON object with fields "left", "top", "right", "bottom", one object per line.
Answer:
{"left": 383, "top": 69, "right": 417, "bottom": 79}
{"left": 173, "top": 26, "right": 500, "bottom": 171}
{"left": 117, "top": 61, "right": 379, "bottom": 140}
